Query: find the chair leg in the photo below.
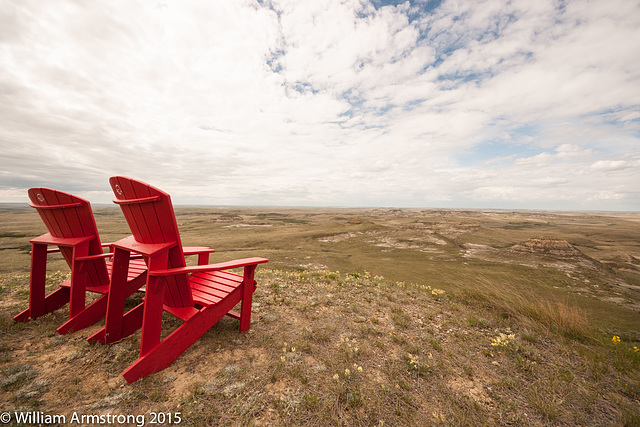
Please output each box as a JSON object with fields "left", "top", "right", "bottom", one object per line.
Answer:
{"left": 88, "top": 302, "right": 145, "bottom": 344}
{"left": 101, "top": 248, "right": 132, "bottom": 343}
{"left": 15, "top": 243, "right": 74, "bottom": 322}
{"left": 26, "top": 243, "right": 48, "bottom": 319}
{"left": 137, "top": 252, "right": 169, "bottom": 354}
{"left": 57, "top": 293, "right": 107, "bottom": 335}
{"left": 239, "top": 265, "right": 256, "bottom": 333}
{"left": 139, "top": 276, "right": 166, "bottom": 355}
{"left": 122, "top": 287, "right": 242, "bottom": 383}
{"left": 68, "top": 242, "right": 90, "bottom": 318}
{"left": 198, "top": 252, "right": 210, "bottom": 265}
{"left": 13, "top": 286, "right": 70, "bottom": 322}
{"left": 86, "top": 254, "right": 148, "bottom": 343}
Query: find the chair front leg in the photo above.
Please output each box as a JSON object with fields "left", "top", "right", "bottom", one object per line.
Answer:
{"left": 239, "top": 264, "right": 257, "bottom": 333}
{"left": 103, "top": 247, "right": 132, "bottom": 343}
{"left": 15, "top": 242, "right": 72, "bottom": 322}
{"left": 139, "top": 253, "right": 169, "bottom": 356}
{"left": 68, "top": 241, "right": 90, "bottom": 318}
{"left": 29, "top": 242, "right": 48, "bottom": 319}
{"left": 13, "top": 243, "right": 49, "bottom": 321}
{"left": 198, "top": 252, "right": 210, "bottom": 265}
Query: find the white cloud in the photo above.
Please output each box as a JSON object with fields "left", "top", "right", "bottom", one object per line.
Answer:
{"left": 0, "top": 0, "right": 639, "bottom": 210}
{"left": 590, "top": 160, "right": 634, "bottom": 172}
{"left": 555, "top": 144, "right": 596, "bottom": 158}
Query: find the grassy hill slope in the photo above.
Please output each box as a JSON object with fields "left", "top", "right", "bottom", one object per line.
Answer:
{"left": 0, "top": 206, "right": 638, "bottom": 425}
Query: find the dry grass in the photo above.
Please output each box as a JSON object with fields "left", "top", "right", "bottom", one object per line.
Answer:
{"left": 0, "top": 205, "right": 639, "bottom": 425}
{"left": 1, "top": 267, "right": 638, "bottom": 426}
{"left": 458, "top": 280, "right": 589, "bottom": 341}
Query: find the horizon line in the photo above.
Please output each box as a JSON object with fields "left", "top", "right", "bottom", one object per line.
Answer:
{"left": 1, "top": 202, "right": 638, "bottom": 215}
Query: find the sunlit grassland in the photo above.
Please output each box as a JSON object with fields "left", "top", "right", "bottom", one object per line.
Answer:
{"left": 0, "top": 204, "right": 639, "bottom": 425}
{"left": 4, "top": 268, "right": 636, "bottom": 425}
{"left": 1, "top": 205, "right": 639, "bottom": 334}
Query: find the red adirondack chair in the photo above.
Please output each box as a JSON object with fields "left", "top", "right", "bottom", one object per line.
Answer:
{"left": 13, "top": 188, "right": 148, "bottom": 334}
{"left": 88, "top": 177, "right": 268, "bottom": 383}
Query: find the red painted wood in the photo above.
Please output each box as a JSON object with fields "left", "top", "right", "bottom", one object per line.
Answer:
{"left": 103, "top": 247, "right": 133, "bottom": 342}
{"left": 56, "top": 293, "right": 108, "bottom": 334}
{"left": 109, "top": 177, "right": 192, "bottom": 308}
{"left": 68, "top": 241, "right": 89, "bottom": 317}
{"left": 197, "top": 252, "right": 210, "bottom": 265}
{"left": 31, "top": 188, "right": 107, "bottom": 287}
{"left": 13, "top": 287, "right": 71, "bottom": 322}
{"left": 122, "top": 284, "right": 243, "bottom": 383}
{"left": 140, "top": 267, "right": 167, "bottom": 355}
{"left": 240, "top": 265, "right": 256, "bottom": 333}
{"left": 28, "top": 243, "right": 48, "bottom": 318}
{"left": 14, "top": 187, "right": 148, "bottom": 335}
{"left": 105, "top": 177, "right": 268, "bottom": 382}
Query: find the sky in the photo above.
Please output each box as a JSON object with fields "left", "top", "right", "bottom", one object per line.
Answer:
{"left": 1, "top": 0, "right": 639, "bottom": 211}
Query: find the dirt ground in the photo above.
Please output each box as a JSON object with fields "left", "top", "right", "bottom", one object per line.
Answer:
{"left": 1, "top": 206, "right": 639, "bottom": 425}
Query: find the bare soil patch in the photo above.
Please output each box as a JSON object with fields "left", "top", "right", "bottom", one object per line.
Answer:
{"left": 1, "top": 206, "right": 639, "bottom": 425}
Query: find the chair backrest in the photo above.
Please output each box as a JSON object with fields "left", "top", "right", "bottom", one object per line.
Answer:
{"left": 28, "top": 187, "right": 109, "bottom": 286}
{"left": 109, "top": 176, "right": 193, "bottom": 307}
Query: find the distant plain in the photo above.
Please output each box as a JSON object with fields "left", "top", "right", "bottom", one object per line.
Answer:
{"left": 3, "top": 204, "right": 637, "bottom": 332}
{"left": 1, "top": 204, "right": 639, "bottom": 425}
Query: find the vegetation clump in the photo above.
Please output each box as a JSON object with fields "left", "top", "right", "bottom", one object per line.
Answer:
{"left": 0, "top": 268, "right": 638, "bottom": 426}
{"left": 0, "top": 206, "right": 638, "bottom": 425}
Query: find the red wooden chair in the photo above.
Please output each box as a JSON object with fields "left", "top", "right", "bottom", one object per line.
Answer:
{"left": 88, "top": 177, "right": 268, "bottom": 383}
{"left": 13, "top": 188, "right": 148, "bottom": 334}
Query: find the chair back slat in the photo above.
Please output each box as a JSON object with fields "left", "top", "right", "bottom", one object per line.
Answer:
{"left": 28, "top": 188, "right": 109, "bottom": 286}
{"left": 109, "top": 177, "right": 193, "bottom": 307}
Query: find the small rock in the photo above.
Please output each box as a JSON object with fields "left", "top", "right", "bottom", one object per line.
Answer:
{"left": 15, "top": 378, "right": 50, "bottom": 400}
{"left": 221, "top": 364, "right": 241, "bottom": 376}
{"left": 48, "top": 335, "right": 66, "bottom": 346}
{"left": 90, "top": 391, "right": 130, "bottom": 409}
{"left": 64, "top": 351, "right": 84, "bottom": 362}
{"left": 163, "top": 374, "right": 177, "bottom": 383}
{"left": 111, "top": 342, "right": 132, "bottom": 355}
{"left": 312, "top": 364, "right": 327, "bottom": 372}
{"left": 223, "top": 381, "right": 245, "bottom": 397}
{"left": 201, "top": 380, "right": 218, "bottom": 395}
{"left": 1, "top": 364, "right": 36, "bottom": 388}
{"left": 262, "top": 313, "right": 279, "bottom": 323}
{"left": 284, "top": 351, "right": 300, "bottom": 362}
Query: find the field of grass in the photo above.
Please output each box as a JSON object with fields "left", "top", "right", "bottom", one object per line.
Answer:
{"left": 0, "top": 205, "right": 639, "bottom": 425}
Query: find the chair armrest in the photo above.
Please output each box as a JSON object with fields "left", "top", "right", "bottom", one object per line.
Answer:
{"left": 149, "top": 257, "right": 269, "bottom": 277}
{"left": 30, "top": 233, "right": 93, "bottom": 247}
{"left": 183, "top": 247, "right": 215, "bottom": 255}
{"left": 112, "top": 236, "right": 176, "bottom": 256}
{"left": 184, "top": 246, "right": 215, "bottom": 265}
{"left": 99, "top": 242, "right": 144, "bottom": 259}
{"left": 30, "top": 247, "right": 62, "bottom": 255}
{"left": 75, "top": 253, "right": 114, "bottom": 261}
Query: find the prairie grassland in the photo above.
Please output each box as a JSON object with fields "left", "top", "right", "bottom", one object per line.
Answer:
{"left": 0, "top": 205, "right": 638, "bottom": 425}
